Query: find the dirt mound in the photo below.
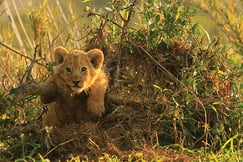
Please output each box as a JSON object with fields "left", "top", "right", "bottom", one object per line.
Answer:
{"left": 42, "top": 41, "right": 194, "bottom": 160}
{"left": 44, "top": 102, "right": 193, "bottom": 161}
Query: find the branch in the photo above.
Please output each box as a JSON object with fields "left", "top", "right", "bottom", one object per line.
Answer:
{"left": 10, "top": 80, "right": 57, "bottom": 104}
{"left": 21, "top": 45, "right": 38, "bottom": 83}
{"left": 87, "top": 10, "right": 123, "bottom": 29}
{"left": 9, "top": 80, "right": 141, "bottom": 111}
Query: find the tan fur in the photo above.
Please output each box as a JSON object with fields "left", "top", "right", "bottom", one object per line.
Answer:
{"left": 40, "top": 46, "right": 108, "bottom": 127}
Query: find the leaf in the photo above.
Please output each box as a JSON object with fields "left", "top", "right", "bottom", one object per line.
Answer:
{"left": 236, "top": 59, "right": 241, "bottom": 69}
{"left": 153, "top": 84, "right": 162, "bottom": 90}
{"left": 0, "top": 113, "right": 7, "bottom": 120}
{"left": 227, "top": 59, "right": 234, "bottom": 65}
{"left": 211, "top": 105, "right": 218, "bottom": 113}
{"left": 148, "top": 0, "right": 155, "bottom": 4}
{"left": 105, "top": 7, "right": 113, "bottom": 12}
{"left": 81, "top": 0, "right": 91, "bottom": 3}
{"left": 221, "top": 45, "right": 227, "bottom": 52}
{"left": 182, "top": 20, "right": 188, "bottom": 26}
{"left": 164, "top": 0, "right": 171, "bottom": 4}
{"left": 217, "top": 67, "right": 224, "bottom": 75}
{"left": 228, "top": 2, "right": 233, "bottom": 12}
{"left": 149, "top": 23, "right": 155, "bottom": 29}
{"left": 175, "top": 7, "right": 182, "bottom": 21}
{"left": 213, "top": 102, "right": 225, "bottom": 105}
{"left": 192, "top": 23, "right": 199, "bottom": 34}
{"left": 238, "top": 102, "right": 243, "bottom": 108}
{"left": 156, "top": 15, "right": 160, "bottom": 23}
{"left": 138, "top": 32, "right": 145, "bottom": 40}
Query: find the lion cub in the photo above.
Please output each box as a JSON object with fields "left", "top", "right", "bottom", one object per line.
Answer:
{"left": 40, "top": 46, "right": 108, "bottom": 126}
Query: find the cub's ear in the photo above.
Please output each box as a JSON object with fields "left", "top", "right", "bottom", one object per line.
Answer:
{"left": 54, "top": 46, "right": 68, "bottom": 64}
{"left": 87, "top": 49, "right": 104, "bottom": 69}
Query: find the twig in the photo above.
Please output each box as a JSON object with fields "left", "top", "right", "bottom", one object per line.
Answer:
{"left": 0, "top": 41, "right": 46, "bottom": 67}
{"left": 207, "top": 37, "right": 218, "bottom": 51}
{"left": 87, "top": 11, "right": 123, "bottom": 29}
{"left": 86, "top": 8, "right": 137, "bottom": 31}
{"left": 88, "top": 138, "right": 100, "bottom": 150}
{"left": 20, "top": 45, "right": 40, "bottom": 83}
{"left": 43, "top": 138, "right": 77, "bottom": 158}
{"left": 116, "top": 0, "right": 138, "bottom": 83}
{"left": 138, "top": 45, "right": 208, "bottom": 148}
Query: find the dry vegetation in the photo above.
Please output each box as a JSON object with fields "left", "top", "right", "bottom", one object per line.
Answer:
{"left": 0, "top": 0, "right": 242, "bottom": 161}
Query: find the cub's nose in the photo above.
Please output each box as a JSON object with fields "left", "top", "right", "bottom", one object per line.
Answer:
{"left": 72, "top": 80, "right": 80, "bottom": 85}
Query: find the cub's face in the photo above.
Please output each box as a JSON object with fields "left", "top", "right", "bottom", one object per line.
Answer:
{"left": 53, "top": 46, "right": 104, "bottom": 93}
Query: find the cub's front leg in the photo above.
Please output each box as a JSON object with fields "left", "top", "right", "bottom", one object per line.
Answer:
{"left": 86, "top": 72, "right": 108, "bottom": 117}
{"left": 40, "top": 77, "right": 72, "bottom": 104}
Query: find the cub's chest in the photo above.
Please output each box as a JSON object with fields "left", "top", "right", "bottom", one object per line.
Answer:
{"left": 58, "top": 92, "right": 89, "bottom": 110}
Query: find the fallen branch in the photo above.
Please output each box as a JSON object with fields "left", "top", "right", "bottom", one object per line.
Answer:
{"left": 10, "top": 80, "right": 140, "bottom": 109}
{"left": 10, "top": 80, "right": 57, "bottom": 104}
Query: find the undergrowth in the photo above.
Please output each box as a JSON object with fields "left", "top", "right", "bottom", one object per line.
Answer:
{"left": 0, "top": 0, "right": 242, "bottom": 161}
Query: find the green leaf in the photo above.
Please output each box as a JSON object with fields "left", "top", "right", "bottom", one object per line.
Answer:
{"left": 238, "top": 102, "right": 243, "bottom": 108}
{"left": 192, "top": 23, "right": 199, "bottom": 34}
{"left": 182, "top": 20, "right": 188, "bottom": 26}
{"left": 240, "top": 84, "right": 243, "bottom": 90}
{"left": 156, "top": 15, "right": 160, "bottom": 23}
{"left": 214, "top": 37, "right": 220, "bottom": 46}
{"left": 227, "top": 59, "right": 234, "bottom": 65}
{"left": 221, "top": 45, "right": 227, "bottom": 52}
{"left": 138, "top": 32, "right": 145, "bottom": 40}
{"left": 164, "top": 0, "right": 171, "bottom": 4}
{"left": 149, "top": 23, "right": 155, "bottom": 29}
{"left": 236, "top": 59, "right": 241, "bottom": 69}
{"left": 148, "top": 0, "right": 155, "bottom": 4}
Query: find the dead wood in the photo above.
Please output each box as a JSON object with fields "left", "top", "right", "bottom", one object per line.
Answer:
{"left": 10, "top": 80, "right": 57, "bottom": 104}
{"left": 10, "top": 80, "right": 142, "bottom": 109}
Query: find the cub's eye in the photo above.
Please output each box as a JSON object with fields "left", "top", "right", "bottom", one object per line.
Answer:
{"left": 81, "top": 67, "right": 87, "bottom": 73}
{"left": 65, "top": 67, "right": 72, "bottom": 73}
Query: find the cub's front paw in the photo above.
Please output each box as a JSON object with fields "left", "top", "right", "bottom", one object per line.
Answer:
{"left": 86, "top": 100, "right": 105, "bottom": 117}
